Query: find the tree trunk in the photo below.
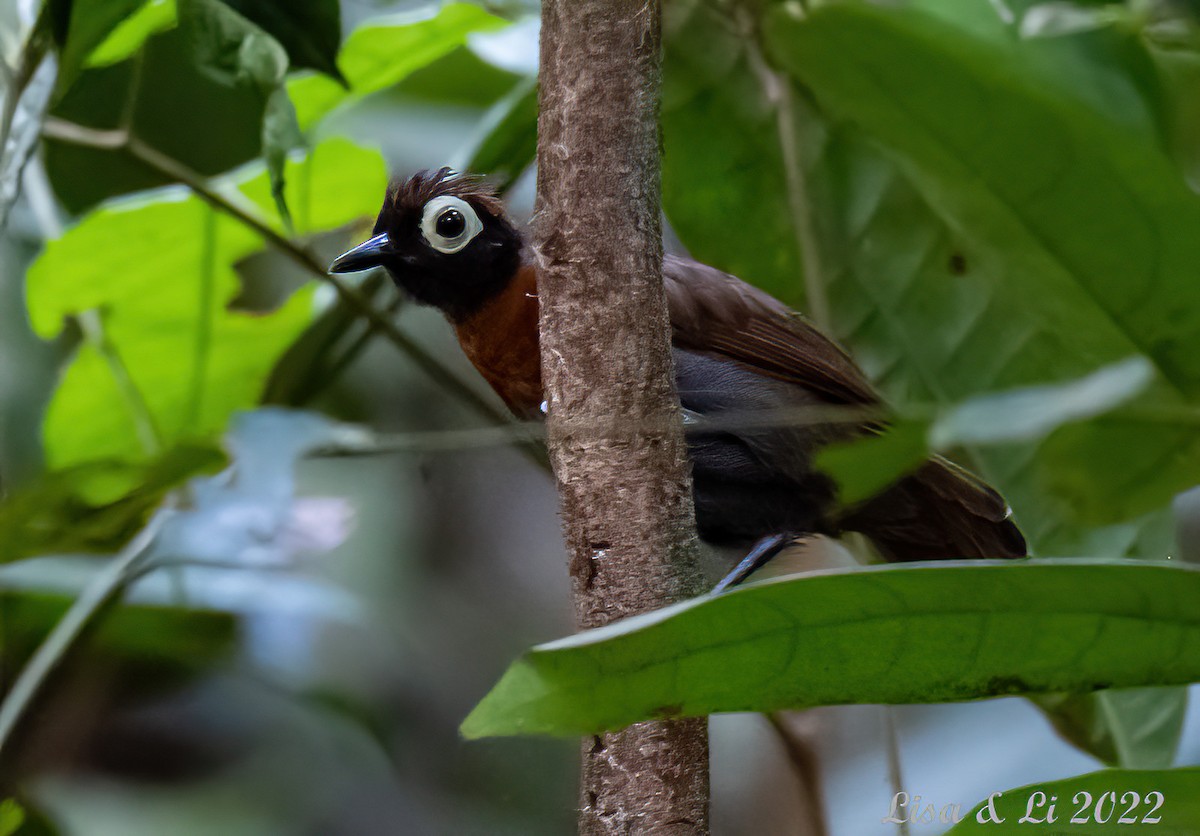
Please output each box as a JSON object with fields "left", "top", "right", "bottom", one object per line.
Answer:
{"left": 534, "top": 0, "right": 710, "bottom": 833}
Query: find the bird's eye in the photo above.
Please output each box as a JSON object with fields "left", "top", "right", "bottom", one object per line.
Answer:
{"left": 436, "top": 209, "right": 465, "bottom": 238}
{"left": 420, "top": 195, "right": 482, "bottom": 254}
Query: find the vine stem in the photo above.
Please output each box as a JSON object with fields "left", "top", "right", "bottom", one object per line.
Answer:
{"left": 0, "top": 513, "right": 166, "bottom": 760}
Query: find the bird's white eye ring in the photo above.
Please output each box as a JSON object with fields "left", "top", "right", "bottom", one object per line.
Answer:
{"left": 420, "top": 195, "right": 482, "bottom": 254}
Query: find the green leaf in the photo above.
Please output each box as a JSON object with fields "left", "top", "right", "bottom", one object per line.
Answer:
{"left": 930, "top": 357, "right": 1155, "bottom": 448}
{"left": 462, "top": 560, "right": 1200, "bottom": 738}
{"left": 731, "top": 2, "right": 1200, "bottom": 546}
{"left": 0, "top": 800, "right": 24, "bottom": 836}
{"left": 768, "top": 3, "right": 1200, "bottom": 396}
{"left": 217, "top": 0, "right": 346, "bottom": 85}
{"left": 178, "top": 0, "right": 288, "bottom": 91}
{"left": 459, "top": 75, "right": 537, "bottom": 191}
{"left": 287, "top": 3, "right": 508, "bottom": 130}
{"left": 44, "top": 27, "right": 267, "bottom": 213}
{"left": 84, "top": 0, "right": 177, "bottom": 69}
{"left": 54, "top": 0, "right": 149, "bottom": 92}
{"left": 0, "top": 587, "right": 237, "bottom": 689}
{"left": 662, "top": 0, "right": 806, "bottom": 306}
{"left": 177, "top": 0, "right": 303, "bottom": 225}
{"left": 1033, "top": 687, "right": 1188, "bottom": 769}
{"left": 0, "top": 445, "right": 225, "bottom": 563}
{"left": 815, "top": 420, "right": 928, "bottom": 505}
{"left": 261, "top": 87, "right": 303, "bottom": 230}
{"left": 27, "top": 138, "right": 386, "bottom": 471}
{"left": 945, "top": 767, "right": 1200, "bottom": 833}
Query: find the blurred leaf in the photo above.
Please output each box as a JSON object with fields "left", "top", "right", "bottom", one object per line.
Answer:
{"left": 0, "top": 39, "right": 55, "bottom": 231}
{"left": 1033, "top": 687, "right": 1188, "bottom": 769}
{"left": 27, "top": 138, "right": 386, "bottom": 471}
{"left": 694, "top": 2, "right": 1200, "bottom": 549}
{"left": 459, "top": 75, "right": 537, "bottom": 191}
{"left": 946, "top": 767, "right": 1200, "bottom": 833}
{"left": 930, "top": 357, "right": 1155, "bottom": 448}
{"left": 815, "top": 420, "right": 928, "bottom": 505}
{"left": 463, "top": 560, "right": 1200, "bottom": 737}
{"left": 85, "top": 0, "right": 177, "bottom": 69}
{"left": 1019, "top": 2, "right": 1125, "bottom": 38}
{"left": 287, "top": 3, "right": 507, "bottom": 129}
{"left": 261, "top": 87, "right": 303, "bottom": 228}
{"left": 0, "top": 590, "right": 237, "bottom": 681}
{"left": 178, "top": 0, "right": 288, "bottom": 89}
{"left": 218, "top": 0, "right": 345, "bottom": 85}
{"left": 0, "top": 800, "right": 23, "bottom": 836}
{"left": 662, "top": 0, "right": 806, "bottom": 306}
{"left": 770, "top": 3, "right": 1200, "bottom": 395}
{"left": 54, "top": 0, "right": 148, "bottom": 91}
{"left": 178, "top": 0, "right": 301, "bottom": 226}
{"left": 402, "top": 46, "right": 522, "bottom": 107}
{"left": 148, "top": 409, "right": 361, "bottom": 569}
{"left": 0, "top": 444, "right": 225, "bottom": 563}
{"left": 44, "top": 28, "right": 266, "bottom": 213}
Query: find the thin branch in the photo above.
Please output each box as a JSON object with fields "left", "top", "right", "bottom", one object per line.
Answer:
{"left": 766, "top": 712, "right": 829, "bottom": 836}
{"left": 300, "top": 291, "right": 407, "bottom": 405}
{"left": 741, "top": 9, "right": 831, "bottom": 331}
{"left": 0, "top": 512, "right": 166, "bottom": 760}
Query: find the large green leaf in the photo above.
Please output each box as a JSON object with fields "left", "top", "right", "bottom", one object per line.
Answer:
{"left": 462, "top": 560, "right": 1200, "bottom": 738}
{"left": 44, "top": 27, "right": 266, "bottom": 213}
{"left": 27, "top": 138, "right": 386, "bottom": 475}
{"left": 287, "top": 3, "right": 507, "bottom": 129}
{"left": 659, "top": 0, "right": 1195, "bottom": 766}
{"left": 946, "top": 767, "right": 1200, "bottom": 833}
{"left": 767, "top": 2, "right": 1200, "bottom": 525}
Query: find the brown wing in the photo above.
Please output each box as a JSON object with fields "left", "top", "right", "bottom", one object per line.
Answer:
{"left": 662, "top": 255, "right": 879, "bottom": 406}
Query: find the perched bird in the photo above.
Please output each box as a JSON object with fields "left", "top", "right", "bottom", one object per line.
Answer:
{"left": 330, "top": 169, "right": 1026, "bottom": 589}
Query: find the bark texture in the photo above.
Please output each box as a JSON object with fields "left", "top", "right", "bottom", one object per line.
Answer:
{"left": 535, "top": 0, "right": 710, "bottom": 832}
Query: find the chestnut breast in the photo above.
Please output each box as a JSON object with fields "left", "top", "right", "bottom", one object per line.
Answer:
{"left": 453, "top": 263, "right": 543, "bottom": 418}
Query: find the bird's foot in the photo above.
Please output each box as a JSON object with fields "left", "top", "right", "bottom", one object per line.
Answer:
{"left": 711, "top": 533, "right": 798, "bottom": 593}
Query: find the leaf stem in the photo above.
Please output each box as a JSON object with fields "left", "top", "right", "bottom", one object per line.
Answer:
{"left": 184, "top": 206, "right": 218, "bottom": 433}
{"left": 77, "top": 309, "right": 164, "bottom": 456}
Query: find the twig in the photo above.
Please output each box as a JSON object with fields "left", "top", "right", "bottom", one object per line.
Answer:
{"left": 738, "top": 4, "right": 830, "bottom": 330}
{"left": 766, "top": 712, "right": 829, "bottom": 836}
{"left": 0, "top": 513, "right": 166, "bottom": 760}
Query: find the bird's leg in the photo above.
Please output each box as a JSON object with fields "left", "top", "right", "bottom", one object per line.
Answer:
{"left": 711, "top": 533, "right": 797, "bottom": 593}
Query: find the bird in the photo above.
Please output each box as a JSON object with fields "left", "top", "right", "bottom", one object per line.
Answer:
{"left": 330, "top": 168, "right": 1026, "bottom": 590}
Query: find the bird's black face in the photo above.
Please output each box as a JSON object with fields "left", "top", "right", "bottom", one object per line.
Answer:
{"left": 330, "top": 168, "right": 523, "bottom": 321}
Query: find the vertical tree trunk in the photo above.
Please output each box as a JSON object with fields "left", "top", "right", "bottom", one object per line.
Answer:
{"left": 534, "top": 0, "right": 710, "bottom": 833}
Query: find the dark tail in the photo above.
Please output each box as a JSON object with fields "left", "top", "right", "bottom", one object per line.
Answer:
{"left": 840, "top": 457, "right": 1027, "bottom": 562}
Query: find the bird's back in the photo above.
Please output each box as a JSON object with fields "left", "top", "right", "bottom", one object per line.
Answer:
{"left": 662, "top": 255, "right": 1026, "bottom": 561}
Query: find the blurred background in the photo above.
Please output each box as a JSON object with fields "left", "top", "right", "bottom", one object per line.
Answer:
{"left": 1, "top": 0, "right": 1199, "bottom": 833}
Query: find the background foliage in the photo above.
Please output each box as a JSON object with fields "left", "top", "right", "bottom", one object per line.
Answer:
{"left": 1, "top": 0, "right": 1198, "bottom": 833}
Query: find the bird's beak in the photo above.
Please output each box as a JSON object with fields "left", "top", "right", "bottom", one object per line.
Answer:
{"left": 329, "top": 233, "right": 391, "bottom": 273}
